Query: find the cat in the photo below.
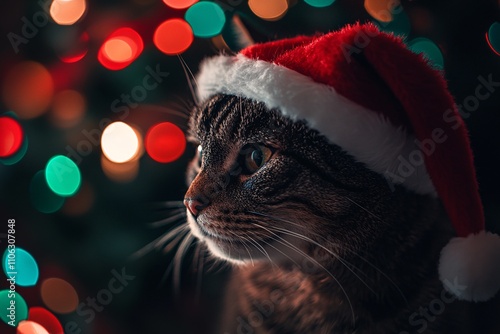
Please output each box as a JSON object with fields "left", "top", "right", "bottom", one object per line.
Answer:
{"left": 181, "top": 93, "right": 500, "bottom": 334}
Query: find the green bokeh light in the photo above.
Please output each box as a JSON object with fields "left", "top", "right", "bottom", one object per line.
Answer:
{"left": 45, "top": 155, "right": 81, "bottom": 197}
{"left": 185, "top": 2, "right": 226, "bottom": 38}
{"left": 408, "top": 37, "right": 444, "bottom": 70}
{"left": 2, "top": 248, "right": 39, "bottom": 287}
{"left": 30, "top": 170, "right": 65, "bottom": 213}
{"left": 304, "top": 0, "right": 335, "bottom": 8}
{"left": 0, "top": 290, "right": 28, "bottom": 327}
{"left": 487, "top": 22, "right": 500, "bottom": 55}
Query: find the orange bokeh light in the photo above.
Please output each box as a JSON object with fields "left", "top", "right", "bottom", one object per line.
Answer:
{"left": 50, "top": 0, "right": 87, "bottom": 25}
{"left": 154, "top": 19, "right": 194, "bottom": 55}
{"left": 50, "top": 89, "right": 86, "bottom": 128}
{"left": 98, "top": 28, "right": 144, "bottom": 70}
{"left": 2, "top": 62, "right": 54, "bottom": 119}
{"left": 162, "top": 0, "right": 198, "bottom": 9}
{"left": 248, "top": 0, "right": 288, "bottom": 21}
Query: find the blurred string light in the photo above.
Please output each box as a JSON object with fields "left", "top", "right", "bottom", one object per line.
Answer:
{"left": 17, "top": 320, "right": 50, "bottom": 334}
{"left": 45, "top": 155, "right": 82, "bottom": 197}
{"left": 145, "top": 122, "right": 186, "bottom": 163}
{"left": 248, "top": 0, "right": 288, "bottom": 21}
{"left": 486, "top": 22, "right": 500, "bottom": 56}
{"left": 163, "top": 0, "right": 198, "bottom": 9}
{"left": 98, "top": 28, "right": 144, "bottom": 70}
{"left": 0, "top": 290, "right": 28, "bottom": 326}
{"left": 364, "top": 0, "right": 399, "bottom": 22}
{"left": 50, "top": 0, "right": 87, "bottom": 25}
{"left": 408, "top": 37, "right": 444, "bottom": 69}
{"left": 30, "top": 171, "right": 66, "bottom": 214}
{"left": 28, "top": 307, "right": 64, "bottom": 334}
{"left": 61, "top": 181, "right": 94, "bottom": 216}
{"left": 2, "top": 62, "right": 54, "bottom": 120}
{"left": 50, "top": 90, "right": 86, "bottom": 128}
{"left": 0, "top": 116, "right": 24, "bottom": 158}
{"left": 101, "top": 122, "right": 140, "bottom": 163}
{"left": 101, "top": 155, "right": 140, "bottom": 182}
{"left": 40, "top": 278, "right": 79, "bottom": 314}
{"left": 304, "top": 0, "right": 335, "bottom": 8}
{"left": 185, "top": 2, "right": 226, "bottom": 37}
{"left": 59, "top": 32, "right": 89, "bottom": 63}
{"left": 2, "top": 248, "right": 39, "bottom": 287}
{"left": 154, "top": 19, "right": 194, "bottom": 55}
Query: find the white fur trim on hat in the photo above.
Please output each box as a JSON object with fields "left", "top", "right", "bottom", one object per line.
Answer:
{"left": 439, "top": 231, "right": 500, "bottom": 302}
{"left": 196, "top": 54, "right": 436, "bottom": 195}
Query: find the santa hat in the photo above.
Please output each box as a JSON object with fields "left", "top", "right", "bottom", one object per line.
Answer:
{"left": 195, "top": 23, "right": 500, "bottom": 302}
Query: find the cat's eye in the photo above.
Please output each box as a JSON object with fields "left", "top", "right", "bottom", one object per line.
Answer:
{"left": 241, "top": 144, "right": 273, "bottom": 174}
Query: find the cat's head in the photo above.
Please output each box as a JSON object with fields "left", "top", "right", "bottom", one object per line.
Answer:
{"left": 183, "top": 94, "right": 437, "bottom": 267}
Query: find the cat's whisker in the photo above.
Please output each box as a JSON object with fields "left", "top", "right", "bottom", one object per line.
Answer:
{"left": 249, "top": 211, "right": 408, "bottom": 306}
{"left": 177, "top": 55, "right": 199, "bottom": 106}
{"left": 148, "top": 211, "right": 187, "bottom": 228}
{"left": 130, "top": 224, "right": 187, "bottom": 260}
{"left": 246, "top": 234, "right": 275, "bottom": 266}
{"left": 173, "top": 232, "right": 195, "bottom": 293}
{"left": 154, "top": 224, "right": 189, "bottom": 251}
{"left": 341, "top": 195, "right": 389, "bottom": 226}
{"left": 253, "top": 223, "right": 356, "bottom": 326}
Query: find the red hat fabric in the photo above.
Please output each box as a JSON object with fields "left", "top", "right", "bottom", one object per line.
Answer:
{"left": 196, "top": 23, "right": 500, "bottom": 301}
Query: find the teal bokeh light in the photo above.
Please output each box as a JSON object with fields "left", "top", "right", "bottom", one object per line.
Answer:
{"left": 2, "top": 248, "right": 39, "bottom": 287}
{"left": 487, "top": 22, "right": 500, "bottom": 55}
{"left": 30, "top": 170, "right": 65, "bottom": 213}
{"left": 0, "top": 290, "right": 28, "bottom": 326}
{"left": 408, "top": 37, "right": 444, "bottom": 70}
{"left": 45, "top": 155, "right": 81, "bottom": 197}
{"left": 304, "top": 0, "right": 335, "bottom": 8}
{"left": 185, "top": 2, "right": 226, "bottom": 38}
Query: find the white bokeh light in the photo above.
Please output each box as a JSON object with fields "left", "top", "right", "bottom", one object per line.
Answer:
{"left": 101, "top": 122, "right": 140, "bottom": 163}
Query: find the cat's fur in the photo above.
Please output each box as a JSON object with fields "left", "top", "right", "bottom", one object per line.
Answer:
{"left": 184, "top": 94, "right": 495, "bottom": 333}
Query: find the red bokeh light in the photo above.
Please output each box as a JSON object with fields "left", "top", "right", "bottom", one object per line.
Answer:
{"left": 145, "top": 122, "right": 186, "bottom": 163}
{"left": 0, "top": 116, "right": 24, "bottom": 158}
{"left": 162, "top": 0, "right": 198, "bottom": 9}
{"left": 28, "top": 307, "right": 64, "bottom": 334}
{"left": 98, "top": 28, "right": 144, "bottom": 70}
{"left": 154, "top": 19, "right": 194, "bottom": 55}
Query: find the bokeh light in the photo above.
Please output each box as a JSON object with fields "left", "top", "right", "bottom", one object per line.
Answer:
{"left": 59, "top": 32, "right": 89, "bottom": 63}
{"left": 2, "top": 62, "right": 54, "bottom": 119}
{"left": 408, "top": 37, "right": 444, "bottom": 69}
{"left": 101, "top": 155, "right": 140, "bottom": 183}
{"left": 486, "top": 22, "right": 500, "bottom": 56}
{"left": 17, "top": 320, "right": 50, "bottom": 334}
{"left": 50, "top": 0, "right": 87, "bottom": 25}
{"left": 62, "top": 181, "right": 94, "bottom": 216}
{"left": 248, "top": 0, "right": 288, "bottom": 21}
{"left": 0, "top": 116, "right": 24, "bottom": 158}
{"left": 0, "top": 290, "right": 28, "bottom": 326}
{"left": 50, "top": 90, "right": 86, "bottom": 128}
{"left": 185, "top": 2, "right": 226, "bottom": 38}
{"left": 30, "top": 171, "right": 66, "bottom": 214}
{"left": 2, "top": 248, "right": 39, "bottom": 287}
{"left": 28, "top": 307, "right": 64, "bottom": 334}
{"left": 40, "top": 278, "right": 79, "bottom": 314}
{"left": 145, "top": 122, "right": 186, "bottom": 163}
{"left": 304, "top": 0, "right": 335, "bottom": 7}
{"left": 0, "top": 135, "right": 28, "bottom": 166}
{"left": 45, "top": 155, "right": 82, "bottom": 197}
{"left": 98, "top": 28, "right": 144, "bottom": 70}
{"left": 101, "top": 122, "right": 140, "bottom": 163}
{"left": 154, "top": 19, "right": 194, "bottom": 55}
{"left": 364, "top": 0, "right": 397, "bottom": 22}
{"left": 163, "top": 0, "right": 198, "bottom": 9}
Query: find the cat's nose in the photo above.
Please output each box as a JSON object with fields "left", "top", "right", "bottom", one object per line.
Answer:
{"left": 183, "top": 198, "right": 207, "bottom": 217}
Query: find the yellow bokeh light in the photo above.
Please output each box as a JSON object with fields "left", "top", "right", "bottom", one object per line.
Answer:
{"left": 248, "top": 0, "right": 288, "bottom": 21}
{"left": 101, "top": 122, "right": 140, "bottom": 163}
{"left": 50, "top": 0, "right": 87, "bottom": 25}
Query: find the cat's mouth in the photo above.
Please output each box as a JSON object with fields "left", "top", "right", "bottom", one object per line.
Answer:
{"left": 187, "top": 212, "right": 292, "bottom": 264}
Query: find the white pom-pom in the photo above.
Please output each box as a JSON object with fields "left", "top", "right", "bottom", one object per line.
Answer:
{"left": 439, "top": 231, "right": 500, "bottom": 302}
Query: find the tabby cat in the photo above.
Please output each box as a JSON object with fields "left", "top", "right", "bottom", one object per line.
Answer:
{"left": 182, "top": 94, "right": 488, "bottom": 334}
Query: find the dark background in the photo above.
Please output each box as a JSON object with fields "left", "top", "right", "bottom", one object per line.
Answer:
{"left": 0, "top": 0, "right": 499, "bottom": 333}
